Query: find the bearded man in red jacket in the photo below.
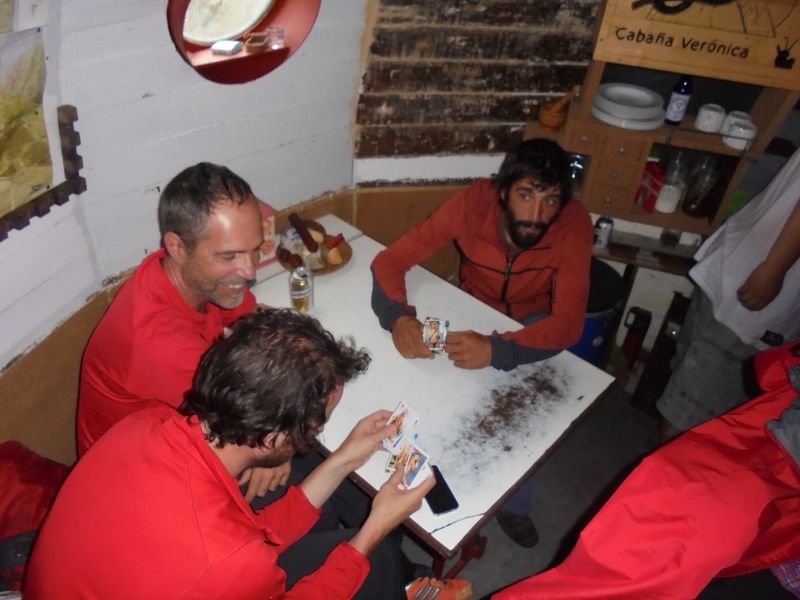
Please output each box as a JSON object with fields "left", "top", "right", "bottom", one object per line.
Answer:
{"left": 371, "top": 138, "right": 592, "bottom": 374}
{"left": 371, "top": 138, "right": 593, "bottom": 547}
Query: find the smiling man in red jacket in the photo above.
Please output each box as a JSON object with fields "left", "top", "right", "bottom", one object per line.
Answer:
{"left": 371, "top": 138, "right": 592, "bottom": 373}
{"left": 27, "top": 309, "right": 433, "bottom": 600}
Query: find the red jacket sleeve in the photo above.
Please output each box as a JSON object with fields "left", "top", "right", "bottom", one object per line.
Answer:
{"left": 371, "top": 185, "right": 470, "bottom": 326}
{"left": 285, "top": 543, "right": 370, "bottom": 600}
{"left": 255, "top": 485, "right": 322, "bottom": 550}
{"left": 184, "top": 539, "right": 369, "bottom": 600}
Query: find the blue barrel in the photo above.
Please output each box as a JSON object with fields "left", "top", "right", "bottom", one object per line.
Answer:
{"left": 569, "top": 258, "right": 625, "bottom": 366}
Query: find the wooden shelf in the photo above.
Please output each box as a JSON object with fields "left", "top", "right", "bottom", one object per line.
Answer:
{"left": 186, "top": 45, "right": 289, "bottom": 69}
{"left": 525, "top": 61, "right": 799, "bottom": 236}
{"left": 567, "top": 94, "right": 759, "bottom": 159}
{"left": 594, "top": 230, "right": 695, "bottom": 277}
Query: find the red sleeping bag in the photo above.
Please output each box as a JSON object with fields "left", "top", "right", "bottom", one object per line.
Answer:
{"left": 494, "top": 342, "right": 800, "bottom": 600}
{"left": 0, "top": 441, "right": 69, "bottom": 591}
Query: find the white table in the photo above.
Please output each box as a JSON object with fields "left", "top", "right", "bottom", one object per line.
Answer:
{"left": 253, "top": 227, "right": 614, "bottom": 566}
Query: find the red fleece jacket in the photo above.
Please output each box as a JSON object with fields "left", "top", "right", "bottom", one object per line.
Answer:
{"left": 371, "top": 179, "right": 592, "bottom": 369}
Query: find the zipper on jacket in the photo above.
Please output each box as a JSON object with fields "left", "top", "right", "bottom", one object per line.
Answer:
{"left": 499, "top": 255, "right": 516, "bottom": 315}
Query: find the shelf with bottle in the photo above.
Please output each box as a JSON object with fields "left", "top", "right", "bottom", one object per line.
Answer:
{"left": 525, "top": 58, "right": 798, "bottom": 236}
{"left": 633, "top": 145, "right": 738, "bottom": 229}
{"left": 564, "top": 91, "right": 762, "bottom": 159}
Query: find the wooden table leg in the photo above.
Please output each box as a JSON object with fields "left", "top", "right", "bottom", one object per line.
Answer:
{"left": 432, "top": 533, "right": 488, "bottom": 579}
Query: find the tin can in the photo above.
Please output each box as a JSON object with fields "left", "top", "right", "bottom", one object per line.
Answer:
{"left": 593, "top": 216, "right": 613, "bottom": 249}
{"left": 289, "top": 266, "right": 313, "bottom": 313}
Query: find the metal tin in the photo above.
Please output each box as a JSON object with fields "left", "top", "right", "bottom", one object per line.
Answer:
{"left": 289, "top": 266, "right": 313, "bottom": 313}
{"left": 593, "top": 216, "right": 614, "bottom": 249}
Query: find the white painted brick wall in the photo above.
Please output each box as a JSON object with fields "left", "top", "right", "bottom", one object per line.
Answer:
{"left": 0, "top": 0, "right": 369, "bottom": 368}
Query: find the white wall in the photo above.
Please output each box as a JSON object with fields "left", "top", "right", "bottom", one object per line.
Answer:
{"left": 0, "top": 0, "right": 370, "bottom": 369}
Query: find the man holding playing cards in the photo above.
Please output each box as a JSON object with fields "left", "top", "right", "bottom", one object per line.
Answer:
{"left": 28, "top": 309, "right": 434, "bottom": 599}
{"left": 371, "top": 138, "right": 592, "bottom": 547}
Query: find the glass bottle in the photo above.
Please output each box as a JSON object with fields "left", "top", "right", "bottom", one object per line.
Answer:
{"left": 654, "top": 152, "right": 688, "bottom": 214}
{"left": 289, "top": 266, "right": 313, "bottom": 313}
{"left": 682, "top": 154, "right": 720, "bottom": 217}
{"left": 665, "top": 75, "right": 693, "bottom": 126}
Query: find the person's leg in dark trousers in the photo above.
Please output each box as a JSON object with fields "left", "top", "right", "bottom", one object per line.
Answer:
{"left": 278, "top": 528, "right": 407, "bottom": 600}
{"left": 495, "top": 311, "right": 559, "bottom": 548}
{"left": 250, "top": 453, "right": 428, "bottom": 582}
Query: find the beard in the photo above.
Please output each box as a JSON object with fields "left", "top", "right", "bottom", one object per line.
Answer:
{"left": 182, "top": 267, "right": 255, "bottom": 309}
{"left": 504, "top": 207, "right": 549, "bottom": 249}
{"left": 252, "top": 440, "right": 295, "bottom": 469}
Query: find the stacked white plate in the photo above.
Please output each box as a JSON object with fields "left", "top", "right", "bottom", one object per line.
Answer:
{"left": 591, "top": 83, "right": 665, "bottom": 130}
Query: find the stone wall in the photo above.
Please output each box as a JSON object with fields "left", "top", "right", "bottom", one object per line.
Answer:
{"left": 356, "top": 0, "right": 600, "bottom": 157}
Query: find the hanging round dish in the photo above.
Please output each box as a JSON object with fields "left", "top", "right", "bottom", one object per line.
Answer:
{"left": 183, "top": 0, "right": 276, "bottom": 46}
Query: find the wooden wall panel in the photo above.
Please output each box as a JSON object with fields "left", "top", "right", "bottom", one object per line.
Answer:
{"left": 275, "top": 191, "right": 355, "bottom": 233}
{"left": 0, "top": 284, "right": 122, "bottom": 466}
{"left": 377, "top": 0, "right": 598, "bottom": 26}
{"left": 361, "top": 62, "right": 587, "bottom": 94}
{"left": 355, "top": 185, "right": 464, "bottom": 281}
{"left": 356, "top": 0, "right": 601, "bottom": 158}
{"left": 357, "top": 125, "right": 522, "bottom": 157}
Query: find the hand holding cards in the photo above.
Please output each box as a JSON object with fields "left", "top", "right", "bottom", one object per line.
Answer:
{"left": 383, "top": 402, "right": 432, "bottom": 488}
{"left": 381, "top": 402, "right": 460, "bottom": 514}
{"left": 423, "top": 316, "right": 449, "bottom": 353}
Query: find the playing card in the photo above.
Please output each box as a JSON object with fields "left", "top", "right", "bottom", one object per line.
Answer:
{"left": 401, "top": 443, "right": 433, "bottom": 489}
{"left": 385, "top": 440, "right": 412, "bottom": 474}
{"left": 381, "top": 401, "right": 419, "bottom": 452}
{"left": 423, "top": 317, "right": 448, "bottom": 353}
{"left": 385, "top": 431, "right": 419, "bottom": 474}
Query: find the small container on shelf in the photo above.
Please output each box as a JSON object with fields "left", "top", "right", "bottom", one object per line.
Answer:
{"left": 267, "top": 27, "right": 285, "bottom": 50}
{"left": 568, "top": 154, "right": 587, "bottom": 198}
{"left": 654, "top": 152, "right": 688, "bottom": 214}
{"left": 682, "top": 154, "right": 720, "bottom": 217}
{"left": 593, "top": 215, "right": 614, "bottom": 249}
{"left": 244, "top": 32, "right": 270, "bottom": 53}
{"left": 635, "top": 157, "right": 664, "bottom": 213}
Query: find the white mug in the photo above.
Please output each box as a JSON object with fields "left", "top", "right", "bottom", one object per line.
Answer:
{"left": 720, "top": 110, "right": 752, "bottom": 135}
{"left": 694, "top": 104, "right": 725, "bottom": 132}
{"left": 723, "top": 121, "right": 757, "bottom": 151}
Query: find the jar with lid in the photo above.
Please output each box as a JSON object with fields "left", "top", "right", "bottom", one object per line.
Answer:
{"left": 654, "top": 152, "right": 688, "bottom": 214}
{"left": 682, "top": 154, "right": 720, "bottom": 217}
{"left": 289, "top": 266, "right": 313, "bottom": 313}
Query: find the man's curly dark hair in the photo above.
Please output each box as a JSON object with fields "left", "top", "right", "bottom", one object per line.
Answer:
{"left": 494, "top": 138, "right": 572, "bottom": 206}
{"left": 179, "top": 308, "right": 371, "bottom": 450}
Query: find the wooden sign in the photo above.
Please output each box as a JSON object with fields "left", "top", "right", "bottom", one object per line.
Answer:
{"left": 594, "top": 0, "right": 800, "bottom": 90}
